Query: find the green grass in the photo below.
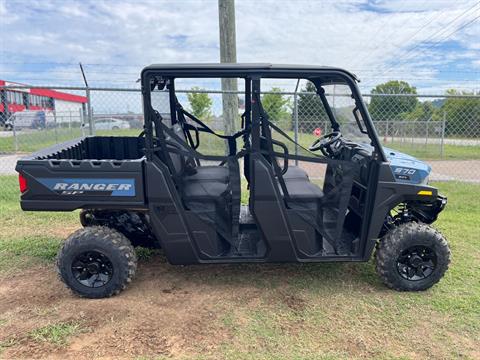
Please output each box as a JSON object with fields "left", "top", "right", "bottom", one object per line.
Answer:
{"left": 0, "top": 128, "right": 85, "bottom": 153}
{"left": 0, "top": 128, "right": 141, "bottom": 153}
{"left": 381, "top": 141, "right": 480, "bottom": 161}
{"left": 0, "top": 176, "right": 79, "bottom": 272}
{"left": 1, "top": 127, "right": 478, "bottom": 162}
{"left": 219, "top": 181, "right": 480, "bottom": 359}
{"left": 290, "top": 130, "right": 480, "bottom": 161}
{"left": 0, "top": 175, "right": 479, "bottom": 358}
{"left": 30, "top": 321, "right": 84, "bottom": 345}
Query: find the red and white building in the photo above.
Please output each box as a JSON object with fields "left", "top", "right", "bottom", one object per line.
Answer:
{"left": 0, "top": 80, "right": 87, "bottom": 126}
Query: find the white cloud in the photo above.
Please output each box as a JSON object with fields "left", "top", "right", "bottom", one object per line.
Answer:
{"left": 0, "top": 0, "right": 478, "bottom": 93}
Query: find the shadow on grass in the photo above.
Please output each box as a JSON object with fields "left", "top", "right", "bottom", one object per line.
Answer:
{"left": 136, "top": 250, "right": 383, "bottom": 293}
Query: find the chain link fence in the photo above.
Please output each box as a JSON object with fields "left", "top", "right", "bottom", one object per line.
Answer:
{"left": 1, "top": 85, "right": 479, "bottom": 186}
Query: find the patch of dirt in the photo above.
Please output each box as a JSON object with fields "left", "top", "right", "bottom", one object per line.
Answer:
{"left": 278, "top": 291, "right": 307, "bottom": 314}
{"left": 0, "top": 257, "right": 237, "bottom": 359}
{"left": 0, "top": 256, "right": 478, "bottom": 359}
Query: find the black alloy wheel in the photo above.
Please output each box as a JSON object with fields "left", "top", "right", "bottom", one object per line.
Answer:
{"left": 72, "top": 250, "right": 114, "bottom": 288}
{"left": 396, "top": 245, "right": 437, "bottom": 281}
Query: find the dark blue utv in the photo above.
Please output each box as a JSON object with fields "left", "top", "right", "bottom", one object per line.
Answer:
{"left": 16, "top": 64, "right": 450, "bottom": 298}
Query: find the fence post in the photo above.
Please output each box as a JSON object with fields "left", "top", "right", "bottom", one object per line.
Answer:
{"left": 293, "top": 90, "right": 299, "bottom": 165}
{"left": 425, "top": 117, "right": 429, "bottom": 147}
{"left": 80, "top": 108, "right": 85, "bottom": 137}
{"left": 69, "top": 110, "right": 72, "bottom": 136}
{"left": 12, "top": 115, "right": 18, "bottom": 153}
{"left": 86, "top": 88, "right": 94, "bottom": 135}
{"left": 54, "top": 113, "right": 58, "bottom": 143}
{"left": 440, "top": 111, "right": 446, "bottom": 158}
{"left": 411, "top": 121, "right": 414, "bottom": 145}
{"left": 385, "top": 120, "right": 389, "bottom": 143}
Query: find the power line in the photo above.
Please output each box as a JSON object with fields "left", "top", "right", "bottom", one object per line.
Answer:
{"left": 364, "top": 1, "right": 480, "bottom": 85}
{"left": 349, "top": 1, "right": 444, "bottom": 69}
{"left": 347, "top": 0, "right": 412, "bottom": 68}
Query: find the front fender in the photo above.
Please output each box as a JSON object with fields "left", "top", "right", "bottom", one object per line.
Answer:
{"left": 362, "top": 163, "right": 445, "bottom": 259}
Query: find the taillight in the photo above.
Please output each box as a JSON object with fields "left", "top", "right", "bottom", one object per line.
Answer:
{"left": 18, "top": 174, "right": 28, "bottom": 193}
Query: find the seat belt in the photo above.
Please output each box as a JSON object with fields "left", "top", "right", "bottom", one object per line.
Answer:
{"left": 150, "top": 109, "right": 183, "bottom": 187}
{"left": 175, "top": 101, "right": 248, "bottom": 157}
{"left": 253, "top": 91, "right": 291, "bottom": 200}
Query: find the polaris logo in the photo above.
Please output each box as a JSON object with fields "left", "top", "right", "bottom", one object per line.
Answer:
{"left": 38, "top": 178, "right": 136, "bottom": 197}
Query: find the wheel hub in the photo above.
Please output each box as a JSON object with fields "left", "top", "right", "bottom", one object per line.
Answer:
{"left": 87, "top": 262, "right": 100, "bottom": 273}
{"left": 409, "top": 254, "right": 423, "bottom": 267}
{"left": 72, "top": 251, "right": 114, "bottom": 288}
{"left": 396, "top": 245, "right": 437, "bottom": 281}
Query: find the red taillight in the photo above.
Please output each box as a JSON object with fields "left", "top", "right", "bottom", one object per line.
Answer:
{"left": 18, "top": 174, "right": 28, "bottom": 193}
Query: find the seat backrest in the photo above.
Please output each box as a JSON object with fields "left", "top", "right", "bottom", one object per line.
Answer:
{"left": 165, "top": 123, "right": 188, "bottom": 175}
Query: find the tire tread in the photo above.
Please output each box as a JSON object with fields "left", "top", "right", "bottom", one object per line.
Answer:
{"left": 57, "top": 226, "right": 137, "bottom": 298}
{"left": 375, "top": 222, "right": 450, "bottom": 291}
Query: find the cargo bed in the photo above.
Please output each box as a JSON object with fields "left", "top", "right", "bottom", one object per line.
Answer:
{"left": 16, "top": 136, "right": 147, "bottom": 211}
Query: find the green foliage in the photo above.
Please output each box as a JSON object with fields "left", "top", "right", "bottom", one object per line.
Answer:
{"left": 187, "top": 87, "right": 213, "bottom": 120}
{"left": 402, "top": 101, "right": 438, "bottom": 121}
{"left": 297, "top": 81, "right": 328, "bottom": 133}
{"left": 441, "top": 89, "right": 480, "bottom": 137}
{"left": 262, "top": 87, "right": 291, "bottom": 124}
{"left": 369, "top": 80, "right": 418, "bottom": 121}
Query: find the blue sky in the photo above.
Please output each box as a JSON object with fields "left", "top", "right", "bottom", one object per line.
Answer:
{"left": 0, "top": 0, "right": 479, "bottom": 94}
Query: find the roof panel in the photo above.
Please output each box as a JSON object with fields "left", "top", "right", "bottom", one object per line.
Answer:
{"left": 142, "top": 63, "right": 359, "bottom": 81}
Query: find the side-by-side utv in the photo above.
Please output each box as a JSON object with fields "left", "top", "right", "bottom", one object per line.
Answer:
{"left": 16, "top": 64, "right": 450, "bottom": 298}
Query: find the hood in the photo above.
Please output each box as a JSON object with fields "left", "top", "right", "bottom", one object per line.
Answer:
{"left": 383, "top": 147, "right": 431, "bottom": 184}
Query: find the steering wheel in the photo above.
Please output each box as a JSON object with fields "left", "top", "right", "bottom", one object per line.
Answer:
{"left": 309, "top": 131, "right": 342, "bottom": 156}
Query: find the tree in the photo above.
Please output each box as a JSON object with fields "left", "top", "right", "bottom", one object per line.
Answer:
{"left": 297, "top": 81, "right": 328, "bottom": 133}
{"left": 369, "top": 80, "right": 418, "bottom": 121}
{"left": 187, "top": 87, "right": 213, "bottom": 120}
{"left": 441, "top": 89, "right": 480, "bottom": 137}
{"left": 403, "top": 101, "right": 439, "bottom": 122}
{"left": 262, "top": 87, "right": 290, "bottom": 123}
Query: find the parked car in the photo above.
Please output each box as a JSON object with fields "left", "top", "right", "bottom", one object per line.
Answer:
{"left": 94, "top": 118, "right": 130, "bottom": 131}
{"left": 4, "top": 110, "right": 55, "bottom": 130}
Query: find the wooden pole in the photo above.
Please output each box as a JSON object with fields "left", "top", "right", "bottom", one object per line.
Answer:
{"left": 218, "top": 0, "right": 238, "bottom": 136}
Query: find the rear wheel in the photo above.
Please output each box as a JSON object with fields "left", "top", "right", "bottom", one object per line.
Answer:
{"left": 375, "top": 222, "right": 450, "bottom": 291}
{"left": 57, "top": 226, "right": 137, "bottom": 298}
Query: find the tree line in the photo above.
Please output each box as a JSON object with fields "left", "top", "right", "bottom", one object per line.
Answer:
{"left": 186, "top": 81, "right": 480, "bottom": 137}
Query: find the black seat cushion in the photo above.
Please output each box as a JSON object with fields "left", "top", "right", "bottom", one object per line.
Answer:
{"left": 282, "top": 178, "right": 324, "bottom": 201}
{"left": 184, "top": 166, "right": 229, "bottom": 183}
{"left": 283, "top": 166, "right": 309, "bottom": 180}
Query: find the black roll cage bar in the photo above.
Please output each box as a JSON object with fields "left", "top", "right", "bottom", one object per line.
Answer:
{"left": 141, "top": 65, "right": 387, "bottom": 162}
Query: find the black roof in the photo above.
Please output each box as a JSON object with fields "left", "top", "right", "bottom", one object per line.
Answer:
{"left": 141, "top": 63, "right": 359, "bottom": 83}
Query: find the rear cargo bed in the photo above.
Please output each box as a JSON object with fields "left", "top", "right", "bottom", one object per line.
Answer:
{"left": 16, "top": 136, "right": 147, "bottom": 211}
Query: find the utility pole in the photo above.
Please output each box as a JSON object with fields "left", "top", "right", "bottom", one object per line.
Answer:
{"left": 218, "top": 0, "right": 238, "bottom": 136}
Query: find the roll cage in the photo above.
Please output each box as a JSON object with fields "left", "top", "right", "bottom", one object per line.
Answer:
{"left": 140, "top": 63, "right": 387, "bottom": 163}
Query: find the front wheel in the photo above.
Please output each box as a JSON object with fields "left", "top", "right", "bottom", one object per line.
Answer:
{"left": 375, "top": 222, "right": 450, "bottom": 291}
{"left": 57, "top": 226, "right": 137, "bottom": 298}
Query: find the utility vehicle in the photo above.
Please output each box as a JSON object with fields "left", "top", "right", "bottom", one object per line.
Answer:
{"left": 16, "top": 64, "right": 450, "bottom": 298}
